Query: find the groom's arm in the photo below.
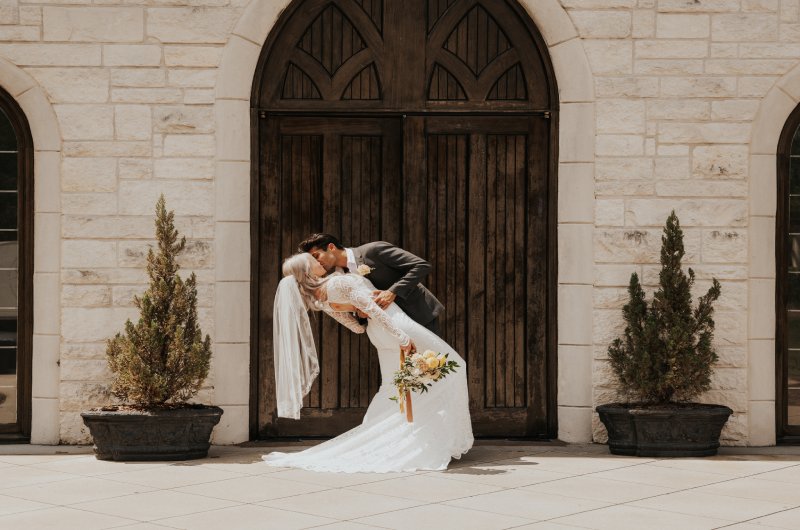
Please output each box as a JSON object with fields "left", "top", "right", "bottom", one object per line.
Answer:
{"left": 370, "top": 241, "right": 432, "bottom": 300}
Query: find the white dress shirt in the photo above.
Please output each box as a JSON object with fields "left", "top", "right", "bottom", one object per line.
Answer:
{"left": 345, "top": 248, "right": 358, "bottom": 274}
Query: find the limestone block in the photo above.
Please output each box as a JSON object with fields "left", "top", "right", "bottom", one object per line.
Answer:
{"left": 705, "top": 279, "right": 746, "bottom": 312}
{"left": 62, "top": 268, "right": 148, "bottom": 286}
{"left": 60, "top": 382, "right": 113, "bottom": 412}
{"left": 216, "top": 160, "right": 249, "bottom": 222}
{"left": 706, "top": 59, "right": 795, "bottom": 75}
{"left": 61, "top": 307, "right": 139, "bottom": 343}
{"left": 716, "top": 345, "right": 747, "bottom": 368}
{"left": 215, "top": 281, "right": 249, "bottom": 343}
{"left": 119, "top": 158, "right": 153, "bottom": 179}
{"left": 60, "top": 360, "right": 111, "bottom": 382}
{"left": 19, "top": 6, "right": 40, "bottom": 26}
{"left": 43, "top": 7, "right": 143, "bottom": 42}
{"left": 558, "top": 223, "right": 593, "bottom": 284}
{"left": 103, "top": 45, "right": 161, "bottom": 67}
{"left": 119, "top": 180, "right": 213, "bottom": 216}
{"left": 27, "top": 68, "right": 109, "bottom": 104}
{"left": 559, "top": 103, "right": 594, "bottom": 163}
{"left": 596, "top": 135, "right": 643, "bottom": 156}
{"left": 656, "top": 14, "right": 710, "bottom": 38}
{"left": 596, "top": 100, "right": 645, "bottom": 134}
{"left": 210, "top": 404, "right": 248, "bottom": 445}
{"left": 119, "top": 239, "right": 211, "bottom": 268}
{"left": 593, "top": 287, "right": 628, "bottom": 309}
{"left": 721, "top": 413, "right": 748, "bottom": 446}
{"left": 636, "top": 39, "right": 708, "bottom": 59}
{"left": 594, "top": 264, "right": 640, "bottom": 287}
{"left": 55, "top": 105, "right": 114, "bottom": 140}
{"left": 153, "top": 158, "right": 214, "bottom": 180}
{"left": 164, "top": 45, "right": 222, "bottom": 67}
{"left": 33, "top": 214, "right": 60, "bottom": 274}
{"left": 61, "top": 285, "right": 112, "bottom": 307}
{"left": 569, "top": 11, "right": 631, "bottom": 38}
{"left": 595, "top": 228, "right": 701, "bottom": 263}
{"left": 711, "top": 100, "right": 761, "bottom": 121}
{"left": 115, "top": 105, "right": 151, "bottom": 141}
{"left": 748, "top": 339, "right": 775, "bottom": 401}
{"left": 583, "top": 40, "right": 632, "bottom": 75}
{"left": 781, "top": 0, "right": 800, "bottom": 22}
{"left": 627, "top": 199, "right": 747, "bottom": 227}
{"left": 34, "top": 151, "right": 61, "bottom": 214}
{"left": 62, "top": 157, "right": 117, "bottom": 193}
{"left": 596, "top": 181, "right": 654, "bottom": 196}
{"left": 595, "top": 199, "right": 624, "bottom": 226}
{"left": 749, "top": 155, "right": 777, "bottom": 217}
{"left": 562, "top": 0, "right": 635, "bottom": 7}
{"left": 593, "top": 309, "right": 625, "bottom": 345}
{"left": 33, "top": 273, "right": 59, "bottom": 335}
{"left": 697, "top": 390, "right": 747, "bottom": 414}
{"left": 740, "top": 43, "right": 800, "bottom": 58}
{"left": 211, "top": 343, "right": 249, "bottom": 405}
{"left": 710, "top": 42, "right": 739, "bottom": 58}
{"left": 168, "top": 69, "right": 215, "bottom": 88}
{"left": 655, "top": 180, "right": 747, "bottom": 197}
{"left": 64, "top": 141, "right": 151, "bottom": 158}
{"left": 60, "top": 412, "right": 92, "bottom": 445}
{"left": 61, "top": 193, "right": 117, "bottom": 215}
{"left": 0, "top": 26, "right": 39, "bottom": 41}
{"left": 738, "top": 76, "right": 779, "bottom": 97}
{"left": 646, "top": 100, "right": 710, "bottom": 121}
{"left": 0, "top": 44, "right": 101, "bottom": 66}
{"left": 216, "top": 34, "right": 260, "bottom": 100}
{"left": 660, "top": 77, "right": 736, "bottom": 97}
{"left": 750, "top": 217, "right": 776, "bottom": 279}
{"left": 591, "top": 412, "right": 608, "bottom": 444}
{"left": 112, "top": 88, "right": 183, "bottom": 104}
{"left": 659, "top": 122, "right": 750, "bottom": 144}
{"left": 216, "top": 222, "right": 249, "bottom": 282}
{"left": 184, "top": 89, "right": 214, "bottom": 104}
{"left": 747, "top": 401, "right": 775, "bottom": 445}
{"left": 62, "top": 240, "right": 117, "bottom": 268}
{"left": 111, "top": 68, "right": 165, "bottom": 88}
{"left": 558, "top": 345, "right": 592, "bottom": 407}
{"left": 147, "top": 7, "right": 239, "bottom": 43}
{"left": 658, "top": 145, "right": 690, "bottom": 156}
{"left": 558, "top": 406, "right": 592, "bottom": 443}
{"left": 658, "top": 0, "right": 740, "bottom": 12}
{"left": 702, "top": 229, "right": 748, "bottom": 262}
{"left": 31, "top": 398, "right": 59, "bottom": 445}
{"left": 715, "top": 310, "right": 747, "bottom": 345}
{"left": 632, "top": 9, "right": 655, "bottom": 38}
{"left": 692, "top": 145, "right": 748, "bottom": 178}
{"left": 557, "top": 284, "right": 592, "bottom": 345}
{"left": 635, "top": 59, "right": 704, "bottom": 76}
{"left": 0, "top": 0, "right": 18, "bottom": 24}
{"left": 711, "top": 14, "right": 778, "bottom": 41}
{"left": 161, "top": 135, "right": 215, "bottom": 157}
{"left": 711, "top": 367, "right": 747, "bottom": 391}
{"left": 31, "top": 334, "right": 59, "bottom": 400}
{"left": 153, "top": 105, "right": 214, "bottom": 133}
{"left": 742, "top": 0, "right": 779, "bottom": 11}
{"left": 111, "top": 285, "right": 144, "bottom": 307}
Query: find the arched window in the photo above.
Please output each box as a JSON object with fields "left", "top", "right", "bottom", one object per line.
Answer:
{"left": 0, "top": 87, "right": 32, "bottom": 443}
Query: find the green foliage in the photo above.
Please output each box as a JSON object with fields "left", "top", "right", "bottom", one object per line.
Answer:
{"left": 106, "top": 195, "right": 211, "bottom": 407}
{"left": 607, "top": 211, "right": 721, "bottom": 404}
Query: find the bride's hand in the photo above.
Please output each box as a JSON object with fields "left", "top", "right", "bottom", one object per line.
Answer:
{"left": 400, "top": 340, "right": 415, "bottom": 356}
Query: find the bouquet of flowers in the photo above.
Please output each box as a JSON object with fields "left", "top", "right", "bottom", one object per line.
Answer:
{"left": 390, "top": 349, "right": 459, "bottom": 419}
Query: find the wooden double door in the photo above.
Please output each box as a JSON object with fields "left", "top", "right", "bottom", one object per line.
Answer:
{"left": 255, "top": 112, "right": 552, "bottom": 438}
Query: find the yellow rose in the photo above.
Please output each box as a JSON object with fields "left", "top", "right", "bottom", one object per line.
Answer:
{"left": 438, "top": 356, "right": 446, "bottom": 367}
{"left": 423, "top": 350, "right": 437, "bottom": 359}
{"left": 425, "top": 357, "right": 439, "bottom": 370}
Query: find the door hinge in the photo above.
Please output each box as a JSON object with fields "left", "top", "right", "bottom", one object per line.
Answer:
{"left": 543, "top": 111, "right": 551, "bottom": 119}
{"left": 259, "top": 110, "right": 266, "bottom": 119}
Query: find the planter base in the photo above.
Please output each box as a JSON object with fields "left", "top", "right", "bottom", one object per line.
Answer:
{"left": 81, "top": 406, "right": 223, "bottom": 461}
{"left": 597, "top": 403, "right": 732, "bottom": 457}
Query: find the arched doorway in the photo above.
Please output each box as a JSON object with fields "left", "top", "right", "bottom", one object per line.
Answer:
{"left": 251, "top": 0, "right": 558, "bottom": 438}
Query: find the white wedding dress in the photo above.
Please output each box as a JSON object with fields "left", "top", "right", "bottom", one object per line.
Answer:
{"left": 263, "top": 273, "right": 474, "bottom": 472}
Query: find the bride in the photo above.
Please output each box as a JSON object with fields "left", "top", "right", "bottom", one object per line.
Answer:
{"left": 263, "top": 253, "right": 474, "bottom": 473}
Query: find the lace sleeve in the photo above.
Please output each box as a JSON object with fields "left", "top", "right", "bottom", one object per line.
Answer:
{"left": 333, "top": 275, "right": 411, "bottom": 347}
{"left": 324, "top": 308, "right": 366, "bottom": 334}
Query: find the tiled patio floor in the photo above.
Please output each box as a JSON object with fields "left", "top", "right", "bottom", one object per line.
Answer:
{"left": 0, "top": 443, "right": 799, "bottom": 529}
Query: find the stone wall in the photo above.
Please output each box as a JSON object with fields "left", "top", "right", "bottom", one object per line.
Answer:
{"left": 0, "top": 0, "right": 793, "bottom": 444}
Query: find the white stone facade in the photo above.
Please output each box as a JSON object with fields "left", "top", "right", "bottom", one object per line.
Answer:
{"left": 2, "top": 0, "right": 795, "bottom": 445}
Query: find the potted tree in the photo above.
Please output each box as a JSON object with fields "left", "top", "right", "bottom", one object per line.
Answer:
{"left": 81, "top": 196, "right": 222, "bottom": 461}
{"left": 597, "top": 211, "right": 732, "bottom": 457}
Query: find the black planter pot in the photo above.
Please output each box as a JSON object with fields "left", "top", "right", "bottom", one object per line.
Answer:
{"left": 81, "top": 406, "right": 223, "bottom": 461}
{"left": 596, "top": 403, "right": 733, "bottom": 457}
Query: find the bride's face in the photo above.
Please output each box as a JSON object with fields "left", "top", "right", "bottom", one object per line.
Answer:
{"left": 307, "top": 254, "right": 326, "bottom": 277}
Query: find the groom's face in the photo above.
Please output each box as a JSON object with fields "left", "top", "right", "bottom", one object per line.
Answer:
{"left": 310, "top": 244, "right": 337, "bottom": 272}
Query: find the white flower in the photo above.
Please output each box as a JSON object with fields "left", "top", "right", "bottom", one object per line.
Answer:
{"left": 356, "top": 264, "right": 373, "bottom": 276}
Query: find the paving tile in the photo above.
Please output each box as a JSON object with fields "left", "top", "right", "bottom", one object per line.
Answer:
{"left": 99, "top": 464, "right": 246, "bottom": 489}
{"left": 108, "top": 524, "right": 176, "bottom": 530}
{"left": 355, "top": 503, "right": 534, "bottom": 530}
{"left": 155, "top": 504, "right": 336, "bottom": 530}
{"left": 747, "top": 507, "right": 800, "bottom": 529}
{"left": 520, "top": 475, "right": 676, "bottom": 503}
{"left": 0, "top": 453, "right": 91, "bottom": 465}
{"left": 347, "top": 473, "right": 503, "bottom": 502}
{"left": 648, "top": 457, "right": 799, "bottom": 477}
{"left": 507, "top": 523, "right": 587, "bottom": 529}
{"left": 173, "top": 474, "right": 330, "bottom": 503}
{"left": 552, "top": 505, "right": 731, "bottom": 530}
{"left": 438, "top": 459, "right": 574, "bottom": 488}
{"left": 0, "top": 465, "right": 80, "bottom": 490}
{"left": 0, "top": 492, "right": 52, "bottom": 516}
{"left": 693, "top": 477, "right": 800, "bottom": 505}
{"left": 30, "top": 456, "right": 172, "bottom": 477}
{"left": 506, "top": 452, "right": 651, "bottom": 475}
{"left": 589, "top": 463, "right": 729, "bottom": 489}
{"left": 260, "top": 488, "right": 421, "bottom": 520}
{"left": 2, "top": 476, "right": 155, "bottom": 506}
{"left": 751, "top": 466, "right": 800, "bottom": 485}
{"left": 0, "top": 506, "right": 135, "bottom": 530}
{"left": 444, "top": 489, "right": 609, "bottom": 521}
{"left": 270, "top": 468, "right": 413, "bottom": 488}
{"left": 71, "top": 490, "right": 238, "bottom": 522}
{"left": 629, "top": 490, "right": 793, "bottom": 522}
{"left": 312, "top": 522, "right": 391, "bottom": 530}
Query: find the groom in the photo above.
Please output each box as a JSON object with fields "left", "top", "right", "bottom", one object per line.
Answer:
{"left": 298, "top": 234, "right": 444, "bottom": 336}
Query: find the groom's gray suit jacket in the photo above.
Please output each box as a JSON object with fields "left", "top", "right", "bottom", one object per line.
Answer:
{"left": 351, "top": 242, "right": 444, "bottom": 326}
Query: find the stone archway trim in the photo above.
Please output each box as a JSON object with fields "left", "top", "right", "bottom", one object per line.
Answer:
{"left": 0, "top": 56, "right": 62, "bottom": 444}
{"left": 214, "top": 0, "right": 595, "bottom": 443}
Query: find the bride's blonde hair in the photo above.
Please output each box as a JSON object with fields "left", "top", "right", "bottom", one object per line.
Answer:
{"left": 282, "top": 253, "right": 329, "bottom": 311}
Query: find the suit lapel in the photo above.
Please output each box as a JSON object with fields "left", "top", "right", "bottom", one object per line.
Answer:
{"left": 352, "top": 246, "right": 366, "bottom": 267}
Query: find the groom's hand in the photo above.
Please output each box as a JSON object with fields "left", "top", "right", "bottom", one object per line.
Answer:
{"left": 372, "top": 290, "right": 396, "bottom": 309}
{"left": 400, "top": 340, "right": 415, "bottom": 356}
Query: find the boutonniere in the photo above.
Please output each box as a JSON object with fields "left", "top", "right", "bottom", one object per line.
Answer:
{"left": 356, "top": 264, "right": 373, "bottom": 276}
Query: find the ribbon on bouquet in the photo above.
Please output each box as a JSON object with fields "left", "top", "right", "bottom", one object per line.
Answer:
{"left": 399, "top": 349, "right": 414, "bottom": 423}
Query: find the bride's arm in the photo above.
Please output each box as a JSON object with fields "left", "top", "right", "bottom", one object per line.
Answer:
{"left": 335, "top": 276, "right": 412, "bottom": 347}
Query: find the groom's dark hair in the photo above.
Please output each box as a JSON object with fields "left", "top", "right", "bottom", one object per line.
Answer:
{"left": 298, "top": 233, "right": 344, "bottom": 253}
